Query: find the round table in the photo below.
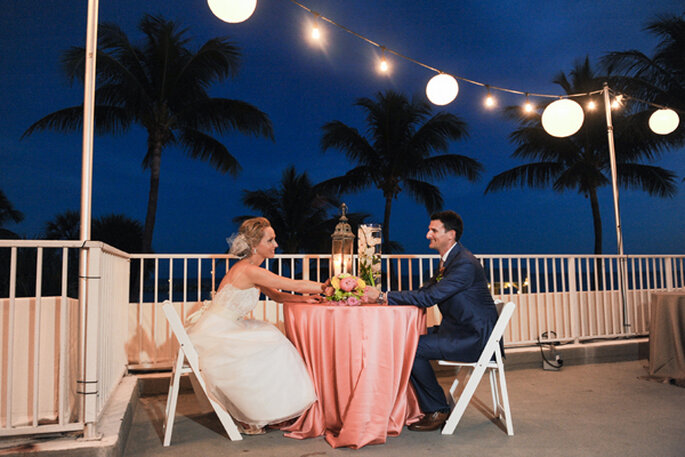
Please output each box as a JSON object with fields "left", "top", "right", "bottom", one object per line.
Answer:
{"left": 282, "top": 302, "right": 426, "bottom": 449}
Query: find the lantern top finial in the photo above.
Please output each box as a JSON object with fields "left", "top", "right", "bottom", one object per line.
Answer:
{"left": 332, "top": 203, "right": 354, "bottom": 240}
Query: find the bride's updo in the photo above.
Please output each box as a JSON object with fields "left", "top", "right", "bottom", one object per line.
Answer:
{"left": 229, "top": 217, "right": 271, "bottom": 259}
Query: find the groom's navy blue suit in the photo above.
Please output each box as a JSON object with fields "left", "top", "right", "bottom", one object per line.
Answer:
{"left": 387, "top": 242, "right": 497, "bottom": 413}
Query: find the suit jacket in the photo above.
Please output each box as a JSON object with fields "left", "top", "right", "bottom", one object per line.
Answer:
{"left": 387, "top": 242, "right": 497, "bottom": 362}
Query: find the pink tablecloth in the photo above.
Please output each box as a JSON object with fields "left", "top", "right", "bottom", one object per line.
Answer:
{"left": 282, "top": 303, "right": 426, "bottom": 449}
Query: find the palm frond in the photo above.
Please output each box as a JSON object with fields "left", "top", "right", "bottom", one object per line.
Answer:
{"left": 177, "top": 128, "right": 241, "bottom": 175}
{"left": 404, "top": 179, "right": 443, "bottom": 214}
{"left": 485, "top": 163, "right": 564, "bottom": 193}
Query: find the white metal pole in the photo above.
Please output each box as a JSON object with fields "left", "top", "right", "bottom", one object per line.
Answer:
{"left": 78, "top": 0, "right": 100, "bottom": 440}
{"left": 602, "top": 82, "right": 630, "bottom": 331}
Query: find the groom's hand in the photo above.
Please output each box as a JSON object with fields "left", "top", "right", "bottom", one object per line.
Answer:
{"left": 362, "top": 286, "right": 381, "bottom": 303}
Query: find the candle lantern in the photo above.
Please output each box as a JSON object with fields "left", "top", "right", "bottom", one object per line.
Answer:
{"left": 331, "top": 203, "right": 355, "bottom": 277}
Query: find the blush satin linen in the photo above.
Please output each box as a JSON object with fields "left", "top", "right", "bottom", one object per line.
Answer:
{"left": 283, "top": 303, "right": 425, "bottom": 449}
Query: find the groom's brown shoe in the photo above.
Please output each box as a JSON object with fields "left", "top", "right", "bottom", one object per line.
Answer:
{"left": 408, "top": 410, "right": 449, "bottom": 431}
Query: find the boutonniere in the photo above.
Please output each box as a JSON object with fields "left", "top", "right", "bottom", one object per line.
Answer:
{"left": 435, "top": 266, "right": 445, "bottom": 283}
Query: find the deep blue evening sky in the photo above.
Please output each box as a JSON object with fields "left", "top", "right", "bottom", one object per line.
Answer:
{"left": 1, "top": 0, "right": 683, "bottom": 254}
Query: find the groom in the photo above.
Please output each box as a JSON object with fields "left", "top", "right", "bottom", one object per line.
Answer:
{"left": 364, "top": 210, "right": 498, "bottom": 431}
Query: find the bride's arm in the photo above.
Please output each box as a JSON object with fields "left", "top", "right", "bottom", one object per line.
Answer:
{"left": 247, "top": 264, "right": 324, "bottom": 295}
{"left": 260, "top": 286, "right": 322, "bottom": 303}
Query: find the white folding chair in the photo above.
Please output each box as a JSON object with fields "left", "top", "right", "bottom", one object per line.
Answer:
{"left": 438, "top": 301, "right": 516, "bottom": 436}
{"left": 162, "top": 301, "right": 242, "bottom": 445}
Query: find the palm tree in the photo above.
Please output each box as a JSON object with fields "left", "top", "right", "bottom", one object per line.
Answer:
{"left": 0, "top": 189, "right": 24, "bottom": 238}
{"left": 23, "top": 14, "right": 274, "bottom": 252}
{"left": 43, "top": 210, "right": 145, "bottom": 297}
{"left": 486, "top": 57, "right": 677, "bottom": 254}
{"left": 602, "top": 14, "right": 685, "bottom": 147}
{"left": 236, "top": 166, "right": 369, "bottom": 253}
{"left": 318, "top": 90, "right": 481, "bottom": 252}
{"left": 44, "top": 210, "right": 144, "bottom": 252}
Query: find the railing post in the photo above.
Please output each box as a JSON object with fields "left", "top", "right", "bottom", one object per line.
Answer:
{"left": 567, "top": 257, "right": 581, "bottom": 343}
{"left": 80, "top": 243, "right": 102, "bottom": 440}
{"left": 664, "top": 257, "right": 674, "bottom": 291}
{"left": 303, "top": 256, "right": 310, "bottom": 281}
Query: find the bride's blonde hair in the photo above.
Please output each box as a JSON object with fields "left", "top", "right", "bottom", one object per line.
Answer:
{"left": 229, "top": 217, "right": 271, "bottom": 258}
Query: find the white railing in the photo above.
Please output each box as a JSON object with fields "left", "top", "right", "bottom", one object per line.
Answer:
{"left": 0, "top": 240, "right": 129, "bottom": 437}
{"left": 127, "top": 252, "right": 685, "bottom": 369}
{"left": 3, "top": 243, "right": 684, "bottom": 436}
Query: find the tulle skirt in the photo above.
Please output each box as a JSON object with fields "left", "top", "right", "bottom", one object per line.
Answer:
{"left": 188, "top": 310, "right": 317, "bottom": 426}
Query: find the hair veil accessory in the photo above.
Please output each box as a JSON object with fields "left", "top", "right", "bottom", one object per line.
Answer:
{"left": 227, "top": 233, "right": 251, "bottom": 258}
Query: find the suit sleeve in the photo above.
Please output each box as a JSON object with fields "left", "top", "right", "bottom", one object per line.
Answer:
{"left": 387, "top": 258, "right": 476, "bottom": 308}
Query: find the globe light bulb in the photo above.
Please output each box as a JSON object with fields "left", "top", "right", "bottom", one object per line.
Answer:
{"left": 426, "top": 73, "right": 459, "bottom": 106}
{"left": 649, "top": 109, "right": 680, "bottom": 135}
{"left": 524, "top": 102, "right": 534, "bottom": 113}
{"left": 207, "top": 0, "right": 257, "bottom": 24}
{"left": 484, "top": 94, "right": 495, "bottom": 108}
{"left": 379, "top": 59, "right": 389, "bottom": 73}
{"left": 587, "top": 100, "right": 596, "bottom": 110}
{"left": 541, "top": 99, "right": 585, "bottom": 138}
{"left": 312, "top": 26, "right": 320, "bottom": 40}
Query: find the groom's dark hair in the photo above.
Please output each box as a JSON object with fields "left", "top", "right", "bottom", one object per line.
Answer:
{"left": 430, "top": 210, "right": 463, "bottom": 241}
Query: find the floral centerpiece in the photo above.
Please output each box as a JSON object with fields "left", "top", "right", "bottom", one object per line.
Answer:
{"left": 324, "top": 273, "right": 367, "bottom": 306}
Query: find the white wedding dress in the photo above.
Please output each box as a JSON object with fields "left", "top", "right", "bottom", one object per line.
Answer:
{"left": 187, "top": 284, "right": 316, "bottom": 427}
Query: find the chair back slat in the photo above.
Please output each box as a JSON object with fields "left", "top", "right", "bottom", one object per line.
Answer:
{"left": 475, "top": 301, "right": 516, "bottom": 366}
{"left": 162, "top": 302, "right": 200, "bottom": 368}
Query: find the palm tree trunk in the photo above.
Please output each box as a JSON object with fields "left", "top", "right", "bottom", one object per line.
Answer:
{"left": 589, "top": 187, "right": 602, "bottom": 255}
{"left": 382, "top": 196, "right": 392, "bottom": 253}
{"left": 142, "top": 140, "right": 162, "bottom": 253}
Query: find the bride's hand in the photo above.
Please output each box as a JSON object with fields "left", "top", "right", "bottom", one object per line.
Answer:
{"left": 303, "top": 295, "right": 325, "bottom": 304}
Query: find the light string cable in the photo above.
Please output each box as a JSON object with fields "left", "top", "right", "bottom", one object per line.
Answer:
{"left": 287, "top": 0, "right": 681, "bottom": 112}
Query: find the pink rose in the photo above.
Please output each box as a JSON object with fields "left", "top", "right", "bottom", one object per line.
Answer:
{"left": 324, "top": 286, "right": 335, "bottom": 297}
{"left": 340, "top": 276, "right": 358, "bottom": 292}
{"left": 346, "top": 296, "right": 361, "bottom": 306}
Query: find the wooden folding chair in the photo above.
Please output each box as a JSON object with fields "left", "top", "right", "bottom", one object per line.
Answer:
{"left": 438, "top": 301, "right": 516, "bottom": 436}
{"left": 162, "top": 301, "right": 242, "bottom": 445}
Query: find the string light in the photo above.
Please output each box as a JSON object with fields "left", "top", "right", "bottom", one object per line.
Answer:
{"left": 611, "top": 95, "right": 623, "bottom": 109}
{"left": 207, "top": 0, "right": 257, "bottom": 23}
{"left": 426, "top": 73, "right": 459, "bottom": 106}
{"left": 523, "top": 94, "right": 534, "bottom": 113}
{"left": 649, "top": 108, "right": 680, "bottom": 135}
{"left": 249, "top": 0, "right": 681, "bottom": 136}
{"left": 378, "top": 46, "right": 389, "bottom": 73}
{"left": 310, "top": 11, "right": 322, "bottom": 41}
{"left": 484, "top": 86, "right": 495, "bottom": 108}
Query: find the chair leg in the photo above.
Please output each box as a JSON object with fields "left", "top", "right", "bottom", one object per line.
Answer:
{"left": 208, "top": 397, "right": 243, "bottom": 441}
{"left": 163, "top": 349, "right": 185, "bottom": 446}
{"left": 496, "top": 366, "right": 514, "bottom": 435}
{"left": 488, "top": 368, "right": 500, "bottom": 417}
{"left": 441, "top": 363, "right": 488, "bottom": 435}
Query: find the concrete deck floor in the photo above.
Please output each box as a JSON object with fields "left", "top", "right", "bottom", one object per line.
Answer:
{"left": 123, "top": 360, "right": 685, "bottom": 457}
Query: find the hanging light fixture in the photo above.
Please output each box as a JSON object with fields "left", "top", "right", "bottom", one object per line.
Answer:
{"left": 541, "top": 99, "right": 585, "bottom": 138}
{"left": 426, "top": 73, "right": 459, "bottom": 106}
{"left": 207, "top": 0, "right": 257, "bottom": 23}
{"left": 484, "top": 86, "right": 495, "bottom": 108}
{"left": 649, "top": 108, "right": 680, "bottom": 135}
{"left": 523, "top": 93, "right": 534, "bottom": 113}
{"left": 378, "top": 46, "right": 389, "bottom": 73}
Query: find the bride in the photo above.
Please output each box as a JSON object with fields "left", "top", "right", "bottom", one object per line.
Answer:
{"left": 187, "top": 217, "right": 323, "bottom": 434}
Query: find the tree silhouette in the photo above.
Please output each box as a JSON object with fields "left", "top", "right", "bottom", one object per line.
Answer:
{"left": 318, "top": 90, "right": 480, "bottom": 252}
{"left": 486, "top": 58, "right": 677, "bottom": 254}
{"left": 236, "top": 166, "right": 369, "bottom": 253}
{"left": 23, "top": 14, "right": 273, "bottom": 252}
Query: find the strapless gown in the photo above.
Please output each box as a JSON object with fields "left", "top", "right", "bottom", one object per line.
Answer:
{"left": 187, "top": 285, "right": 317, "bottom": 426}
